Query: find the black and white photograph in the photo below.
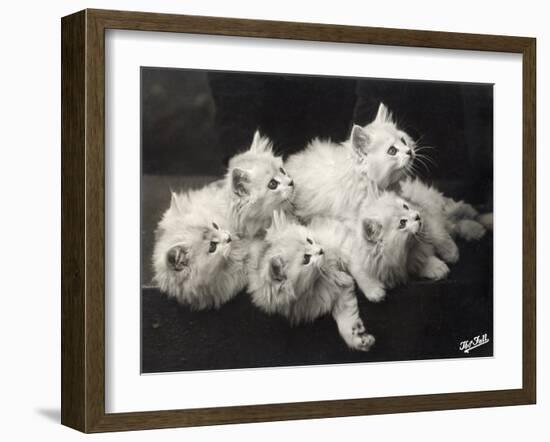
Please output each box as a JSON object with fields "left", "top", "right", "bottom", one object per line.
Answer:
{"left": 141, "top": 67, "right": 494, "bottom": 373}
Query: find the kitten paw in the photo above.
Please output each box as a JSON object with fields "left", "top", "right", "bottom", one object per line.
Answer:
{"left": 365, "top": 286, "right": 386, "bottom": 303}
{"left": 458, "top": 202, "right": 479, "bottom": 219}
{"left": 438, "top": 241, "right": 459, "bottom": 264}
{"left": 419, "top": 257, "right": 449, "bottom": 281}
{"left": 350, "top": 321, "right": 375, "bottom": 352}
{"left": 457, "top": 220, "right": 486, "bottom": 241}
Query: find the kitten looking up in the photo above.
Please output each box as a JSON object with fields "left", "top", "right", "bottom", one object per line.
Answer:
{"left": 226, "top": 130, "right": 295, "bottom": 238}
{"left": 399, "top": 178, "right": 491, "bottom": 264}
{"left": 285, "top": 103, "right": 415, "bottom": 221}
{"left": 314, "top": 191, "right": 450, "bottom": 304}
{"left": 248, "top": 211, "right": 375, "bottom": 352}
{"left": 152, "top": 185, "right": 248, "bottom": 310}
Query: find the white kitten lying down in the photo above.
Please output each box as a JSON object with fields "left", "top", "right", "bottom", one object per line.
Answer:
{"left": 225, "top": 130, "right": 295, "bottom": 239}
{"left": 248, "top": 212, "right": 375, "bottom": 352}
{"left": 285, "top": 103, "right": 415, "bottom": 222}
{"left": 152, "top": 185, "right": 248, "bottom": 310}
{"left": 310, "top": 190, "right": 451, "bottom": 304}
{"left": 399, "top": 178, "right": 493, "bottom": 264}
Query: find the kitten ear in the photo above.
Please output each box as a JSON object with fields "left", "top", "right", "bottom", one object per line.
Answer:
{"left": 166, "top": 245, "right": 189, "bottom": 272}
{"left": 362, "top": 218, "right": 383, "bottom": 243}
{"left": 231, "top": 168, "right": 251, "bottom": 197}
{"left": 169, "top": 192, "right": 183, "bottom": 215}
{"left": 250, "top": 129, "right": 273, "bottom": 154}
{"left": 374, "top": 102, "right": 393, "bottom": 124}
{"left": 351, "top": 124, "right": 371, "bottom": 154}
{"left": 269, "top": 255, "right": 288, "bottom": 282}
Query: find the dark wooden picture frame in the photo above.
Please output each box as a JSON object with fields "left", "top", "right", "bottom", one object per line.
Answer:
{"left": 61, "top": 8, "right": 536, "bottom": 433}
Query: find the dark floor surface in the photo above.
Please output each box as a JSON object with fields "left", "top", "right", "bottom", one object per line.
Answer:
{"left": 141, "top": 175, "right": 493, "bottom": 373}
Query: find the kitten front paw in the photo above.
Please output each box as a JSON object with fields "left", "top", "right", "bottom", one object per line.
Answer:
{"left": 419, "top": 256, "right": 449, "bottom": 281}
{"left": 365, "top": 286, "right": 386, "bottom": 303}
{"left": 458, "top": 202, "right": 479, "bottom": 219}
{"left": 350, "top": 321, "right": 375, "bottom": 352}
{"left": 456, "top": 219, "right": 486, "bottom": 241}
{"left": 438, "top": 241, "right": 459, "bottom": 264}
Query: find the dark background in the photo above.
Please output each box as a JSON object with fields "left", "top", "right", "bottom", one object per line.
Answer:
{"left": 141, "top": 67, "right": 493, "bottom": 373}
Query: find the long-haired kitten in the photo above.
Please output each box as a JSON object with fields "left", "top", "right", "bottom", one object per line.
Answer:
{"left": 248, "top": 212, "right": 375, "bottom": 352}
{"left": 152, "top": 185, "right": 248, "bottom": 310}
{"left": 331, "top": 190, "right": 451, "bottom": 303}
{"left": 399, "top": 178, "right": 492, "bottom": 263}
{"left": 285, "top": 103, "right": 415, "bottom": 221}
{"left": 225, "top": 130, "right": 295, "bottom": 238}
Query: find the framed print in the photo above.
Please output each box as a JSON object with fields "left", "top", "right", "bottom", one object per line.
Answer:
{"left": 61, "top": 9, "right": 536, "bottom": 433}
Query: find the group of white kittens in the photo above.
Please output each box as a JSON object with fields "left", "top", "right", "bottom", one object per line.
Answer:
{"left": 153, "top": 103, "right": 493, "bottom": 352}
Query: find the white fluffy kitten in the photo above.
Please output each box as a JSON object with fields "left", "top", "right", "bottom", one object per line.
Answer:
{"left": 399, "top": 178, "right": 491, "bottom": 263}
{"left": 225, "top": 131, "right": 295, "bottom": 238}
{"left": 316, "top": 191, "right": 450, "bottom": 303}
{"left": 248, "top": 212, "right": 375, "bottom": 352}
{"left": 152, "top": 185, "right": 248, "bottom": 310}
{"left": 285, "top": 103, "right": 415, "bottom": 221}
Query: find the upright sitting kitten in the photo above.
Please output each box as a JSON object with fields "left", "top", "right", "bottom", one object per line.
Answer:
{"left": 226, "top": 131, "right": 295, "bottom": 238}
{"left": 326, "top": 191, "right": 450, "bottom": 303}
{"left": 285, "top": 103, "right": 415, "bottom": 221}
{"left": 248, "top": 212, "right": 375, "bottom": 352}
{"left": 152, "top": 185, "right": 248, "bottom": 310}
{"left": 399, "top": 178, "right": 491, "bottom": 263}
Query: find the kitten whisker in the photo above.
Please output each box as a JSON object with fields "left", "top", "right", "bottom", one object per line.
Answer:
{"left": 415, "top": 152, "right": 437, "bottom": 165}
{"left": 413, "top": 155, "right": 433, "bottom": 173}
{"left": 416, "top": 156, "right": 438, "bottom": 172}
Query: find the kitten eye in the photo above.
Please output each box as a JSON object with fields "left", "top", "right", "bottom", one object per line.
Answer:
{"left": 209, "top": 241, "right": 218, "bottom": 253}
{"left": 306, "top": 238, "right": 313, "bottom": 244}
{"left": 279, "top": 167, "right": 286, "bottom": 175}
{"left": 303, "top": 254, "right": 311, "bottom": 265}
{"left": 403, "top": 204, "right": 409, "bottom": 210}
{"left": 268, "top": 179, "right": 279, "bottom": 190}
{"left": 401, "top": 137, "right": 407, "bottom": 145}
{"left": 387, "top": 146, "right": 398, "bottom": 156}
{"left": 399, "top": 219, "right": 407, "bottom": 229}
{"left": 212, "top": 222, "right": 219, "bottom": 230}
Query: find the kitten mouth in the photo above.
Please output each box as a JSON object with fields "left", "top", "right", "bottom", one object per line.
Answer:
{"left": 222, "top": 245, "right": 232, "bottom": 259}
{"left": 410, "top": 222, "right": 423, "bottom": 237}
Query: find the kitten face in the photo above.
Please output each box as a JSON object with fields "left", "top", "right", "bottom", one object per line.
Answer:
{"left": 257, "top": 212, "right": 324, "bottom": 307}
{"left": 153, "top": 192, "right": 237, "bottom": 299}
{"left": 350, "top": 103, "right": 416, "bottom": 188}
{"left": 155, "top": 218, "right": 233, "bottom": 282}
{"left": 228, "top": 131, "right": 295, "bottom": 236}
{"left": 359, "top": 192, "right": 422, "bottom": 259}
{"left": 352, "top": 191, "right": 423, "bottom": 288}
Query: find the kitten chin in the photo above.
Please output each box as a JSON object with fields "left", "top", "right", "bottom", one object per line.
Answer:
{"left": 285, "top": 102, "right": 415, "bottom": 222}
{"left": 152, "top": 185, "right": 248, "bottom": 310}
{"left": 224, "top": 130, "right": 296, "bottom": 238}
{"left": 247, "top": 211, "right": 375, "bottom": 352}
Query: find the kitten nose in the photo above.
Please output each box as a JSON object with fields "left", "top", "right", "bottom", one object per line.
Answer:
{"left": 318, "top": 248, "right": 324, "bottom": 255}
{"left": 226, "top": 235, "right": 232, "bottom": 243}
{"left": 288, "top": 179, "right": 294, "bottom": 187}
{"left": 406, "top": 149, "right": 413, "bottom": 156}
{"left": 414, "top": 214, "right": 421, "bottom": 221}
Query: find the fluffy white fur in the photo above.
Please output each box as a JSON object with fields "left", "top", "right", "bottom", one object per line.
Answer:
{"left": 224, "top": 130, "right": 296, "bottom": 239}
{"left": 152, "top": 185, "right": 248, "bottom": 310}
{"left": 399, "top": 178, "right": 491, "bottom": 262}
{"left": 285, "top": 103, "right": 416, "bottom": 222}
{"left": 248, "top": 212, "right": 375, "bottom": 351}
{"left": 310, "top": 191, "right": 451, "bottom": 303}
